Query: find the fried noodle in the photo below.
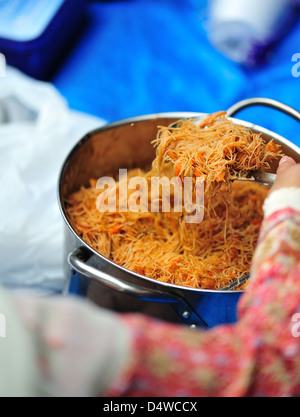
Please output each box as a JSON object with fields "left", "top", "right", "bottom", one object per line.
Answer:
{"left": 66, "top": 113, "right": 282, "bottom": 290}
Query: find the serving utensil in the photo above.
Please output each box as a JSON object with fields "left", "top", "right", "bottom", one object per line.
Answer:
{"left": 234, "top": 171, "right": 276, "bottom": 187}
{"left": 220, "top": 275, "right": 250, "bottom": 291}
{"left": 168, "top": 153, "right": 277, "bottom": 188}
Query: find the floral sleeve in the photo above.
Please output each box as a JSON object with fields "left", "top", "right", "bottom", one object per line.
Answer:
{"left": 106, "top": 194, "right": 300, "bottom": 397}
{"left": 2, "top": 190, "right": 300, "bottom": 397}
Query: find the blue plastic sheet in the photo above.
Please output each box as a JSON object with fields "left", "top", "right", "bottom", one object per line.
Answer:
{"left": 53, "top": 0, "right": 300, "bottom": 147}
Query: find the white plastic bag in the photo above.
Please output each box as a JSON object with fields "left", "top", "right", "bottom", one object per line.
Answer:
{"left": 0, "top": 67, "right": 106, "bottom": 293}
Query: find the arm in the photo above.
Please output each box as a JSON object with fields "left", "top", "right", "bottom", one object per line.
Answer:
{"left": 1, "top": 159, "right": 300, "bottom": 397}
{"left": 0, "top": 291, "right": 131, "bottom": 397}
{"left": 106, "top": 157, "right": 300, "bottom": 397}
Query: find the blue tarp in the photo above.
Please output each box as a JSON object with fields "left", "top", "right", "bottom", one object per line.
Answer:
{"left": 53, "top": 0, "right": 300, "bottom": 147}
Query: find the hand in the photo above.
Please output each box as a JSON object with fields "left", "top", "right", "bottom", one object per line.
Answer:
{"left": 271, "top": 156, "right": 300, "bottom": 193}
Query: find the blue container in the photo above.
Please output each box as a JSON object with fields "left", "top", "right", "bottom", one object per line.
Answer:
{"left": 0, "top": 0, "right": 86, "bottom": 79}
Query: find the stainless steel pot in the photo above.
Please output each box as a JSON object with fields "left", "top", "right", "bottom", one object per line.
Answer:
{"left": 58, "top": 98, "right": 300, "bottom": 328}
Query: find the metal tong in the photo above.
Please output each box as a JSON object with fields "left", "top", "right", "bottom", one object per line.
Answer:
{"left": 235, "top": 171, "right": 276, "bottom": 187}
{"left": 220, "top": 275, "right": 250, "bottom": 291}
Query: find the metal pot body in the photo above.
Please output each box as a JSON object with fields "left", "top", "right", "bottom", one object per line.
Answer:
{"left": 58, "top": 100, "right": 300, "bottom": 328}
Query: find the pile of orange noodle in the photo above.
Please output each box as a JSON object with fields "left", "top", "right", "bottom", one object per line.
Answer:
{"left": 66, "top": 112, "right": 282, "bottom": 290}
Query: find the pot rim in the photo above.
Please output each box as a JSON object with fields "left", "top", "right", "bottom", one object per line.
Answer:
{"left": 57, "top": 110, "right": 300, "bottom": 295}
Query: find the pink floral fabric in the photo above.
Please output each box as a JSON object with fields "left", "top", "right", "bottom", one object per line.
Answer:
{"left": 106, "top": 208, "right": 300, "bottom": 397}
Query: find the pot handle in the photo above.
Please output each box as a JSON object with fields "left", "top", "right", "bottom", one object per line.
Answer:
{"left": 68, "top": 247, "right": 181, "bottom": 303}
{"left": 226, "top": 97, "right": 300, "bottom": 122}
{"left": 68, "top": 247, "right": 208, "bottom": 328}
